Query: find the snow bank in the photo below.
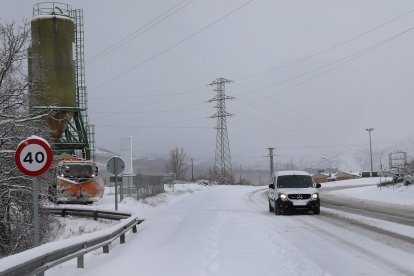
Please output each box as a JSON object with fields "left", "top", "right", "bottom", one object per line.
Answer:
{"left": 330, "top": 183, "right": 414, "bottom": 206}
{"left": 321, "top": 177, "right": 391, "bottom": 187}
{"left": 322, "top": 207, "right": 414, "bottom": 239}
{"left": 0, "top": 216, "right": 138, "bottom": 272}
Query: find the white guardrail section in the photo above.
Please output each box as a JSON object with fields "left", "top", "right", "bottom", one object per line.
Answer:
{"left": 0, "top": 207, "right": 144, "bottom": 276}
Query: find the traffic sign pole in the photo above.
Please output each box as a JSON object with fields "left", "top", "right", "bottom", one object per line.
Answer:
{"left": 32, "top": 177, "right": 40, "bottom": 246}
{"left": 15, "top": 136, "right": 53, "bottom": 248}
{"left": 107, "top": 156, "right": 125, "bottom": 211}
{"left": 115, "top": 158, "right": 118, "bottom": 211}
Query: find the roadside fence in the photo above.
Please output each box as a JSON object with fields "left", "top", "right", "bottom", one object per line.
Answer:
{"left": 121, "top": 174, "right": 173, "bottom": 200}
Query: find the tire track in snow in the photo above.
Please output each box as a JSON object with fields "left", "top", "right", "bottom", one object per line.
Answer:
{"left": 247, "top": 186, "right": 414, "bottom": 275}
{"left": 245, "top": 187, "right": 329, "bottom": 275}
{"left": 321, "top": 193, "right": 414, "bottom": 226}
{"left": 201, "top": 211, "right": 226, "bottom": 276}
{"left": 320, "top": 208, "right": 414, "bottom": 246}
{"left": 295, "top": 214, "right": 414, "bottom": 276}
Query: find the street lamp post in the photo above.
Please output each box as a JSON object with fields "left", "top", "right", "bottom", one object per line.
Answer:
{"left": 380, "top": 152, "right": 384, "bottom": 172}
{"left": 365, "top": 128, "right": 374, "bottom": 177}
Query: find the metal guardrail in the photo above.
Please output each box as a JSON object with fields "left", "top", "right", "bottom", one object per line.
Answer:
{"left": 0, "top": 207, "right": 144, "bottom": 276}
{"left": 44, "top": 207, "right": 132, "bottom": 220}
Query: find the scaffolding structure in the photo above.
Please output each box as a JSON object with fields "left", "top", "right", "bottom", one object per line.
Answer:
{"left": 72, "top": 8, "right": 95, "bottom": 161}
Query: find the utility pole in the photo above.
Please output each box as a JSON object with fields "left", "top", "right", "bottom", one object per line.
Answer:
{"left": 267, "top": 147, "right": 275, "bottom": 178}
{"left": 380, "top": 152, "right": 384, "bottom": 171}
{"left": 191, "top": 158, "right": 194, "bottom": 182}
{"left": 239, "top": 164, "right": 242, "bottom": 184}
{"left": 208, "top": 78, "right": 235, "bottom": 184}
{"left": 365, "top": 128, "right": 374, "bottom": 177}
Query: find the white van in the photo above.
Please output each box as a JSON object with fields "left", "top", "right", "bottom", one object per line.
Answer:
{"left": 268, "top": 170, "right": 321, "bottom": 215}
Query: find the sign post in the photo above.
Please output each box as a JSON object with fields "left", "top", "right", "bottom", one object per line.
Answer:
{"left": 15, "top": 136, "right": 53, "bottom": 247}
{"left": 107, "top": 156, "right": 125, "bottom": 211}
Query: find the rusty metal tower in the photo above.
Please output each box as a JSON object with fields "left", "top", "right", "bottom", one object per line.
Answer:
{"left": 208, "top": 78, "right": 234, "bottom": 184}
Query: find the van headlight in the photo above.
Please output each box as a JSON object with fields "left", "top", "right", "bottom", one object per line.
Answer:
{"left": 279, "top": 193, "right": 287, "bottom": 201}
{"left": 311, "top": 193, "right": 319, "bottom": 201}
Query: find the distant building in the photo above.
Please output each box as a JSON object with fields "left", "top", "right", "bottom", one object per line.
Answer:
{"left": 336, "top": 172, "right": 361, "bottom": 181}
{"left": 361, "top": 171, "right": 378, "bottom": 178}
{"left": 312, "top": 173, "right": 329, "bottom": 184}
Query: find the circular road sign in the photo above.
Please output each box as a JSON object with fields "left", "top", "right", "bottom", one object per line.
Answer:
{"left": 15, "top": 136, "right": 53, "bottom": 177}
{"left": 107, "top": 156, "right": 125, "bottom": 175}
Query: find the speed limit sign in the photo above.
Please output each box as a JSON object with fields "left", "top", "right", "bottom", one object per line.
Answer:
{"left": 15, "top": 136, "right": 53, "bottom": 176}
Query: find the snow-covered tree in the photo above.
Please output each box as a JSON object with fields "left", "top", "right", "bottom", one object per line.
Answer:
{"left": 0, "top": 20, "right": 55, "bottom": 257}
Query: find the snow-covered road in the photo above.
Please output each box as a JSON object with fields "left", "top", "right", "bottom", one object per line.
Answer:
{"left": 47, "top": 185, "right": 414, "bottom": 276}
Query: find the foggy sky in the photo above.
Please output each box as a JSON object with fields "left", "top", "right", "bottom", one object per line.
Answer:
{"left": 3, "top": 0, "right": 414, "bottom": 170}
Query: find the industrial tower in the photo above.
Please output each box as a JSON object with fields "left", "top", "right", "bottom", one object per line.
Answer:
{"left": 208, "top": 78, "right": 235, "bottom": 184}
{"left": 29, "top": 2, "right": 95, "bottom": 160}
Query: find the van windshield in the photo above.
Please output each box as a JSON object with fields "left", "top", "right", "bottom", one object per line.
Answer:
{"left": 61, "top": 164, "right": 93, "bottom": 178}
{"left": 277, "top": 175, "right": 313, "bottom": 188}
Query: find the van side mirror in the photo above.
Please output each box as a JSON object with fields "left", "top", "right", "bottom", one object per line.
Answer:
{"left": 316, "top": 183, "right": 321, "bottom": 188}
{"left": 269, "top": 184, "right": 275, "bottom": 189}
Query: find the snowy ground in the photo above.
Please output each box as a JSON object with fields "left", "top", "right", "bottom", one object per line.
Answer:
{"left": 47, "top": 184, "right": 214, "bottom": 243}
{"left": 321, "top": 177, "right": 414, "bottom": 206}
{"left": 1, "top": 179, "right": 414, "bottom": 275}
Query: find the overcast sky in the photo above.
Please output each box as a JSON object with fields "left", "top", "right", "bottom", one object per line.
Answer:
{"left": 3, "top": 0, "right": 414, "bottom": 169}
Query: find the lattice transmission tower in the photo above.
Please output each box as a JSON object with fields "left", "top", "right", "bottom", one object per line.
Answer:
{"left": 208, "top": 78, "right": 235, "bottom": 184}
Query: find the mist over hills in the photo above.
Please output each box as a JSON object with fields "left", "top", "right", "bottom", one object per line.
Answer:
{"left": 95, "top": 141, "right": 414, "bottom": 185}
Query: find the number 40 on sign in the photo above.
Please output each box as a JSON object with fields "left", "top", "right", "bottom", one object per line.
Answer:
{"left": 15, "top": 136, "right": 53, "bottom": 177}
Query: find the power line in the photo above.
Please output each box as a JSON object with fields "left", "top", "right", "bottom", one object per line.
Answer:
{"left": 89, "top": 7, "right": 414, "bottom": 115}
{"left": 87, "top": 0, "right": 197, "bottom": 63}
{"left": 232, "top": 24, "right": 414, "bottom": 113}
{"left": 233, "top": 83, "right": 366, "bottom": 147}
{"left": 91, "top": 24, "right": 414, "bottom": 148}
{"left": 94, "top": 125, "right": 209, "bottom": 129}
{"left": 234, "top": 7, "right": 414, "bottom": 82}
{"left": 90, "top": 12, "right": 414, "bottom": 152}
{"left": 89, "top": 85, "right": 208, "bottom": 100}
{"left": 90, "top": 0, "right": 255, "bottom": 91}
{"left": 233, "top": 112, "right": 366, "bottom": 152}
{"left": 91, "top": 26, "right": 399, "bottom": 124}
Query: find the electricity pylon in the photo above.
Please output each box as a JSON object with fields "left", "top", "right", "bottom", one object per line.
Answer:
{"left": 208, "top": 78, "right": 234, "bottom": 184}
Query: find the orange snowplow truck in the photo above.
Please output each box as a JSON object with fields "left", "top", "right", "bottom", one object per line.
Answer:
{"left": 54, "top": 157, "right": 104, "bottom": 204}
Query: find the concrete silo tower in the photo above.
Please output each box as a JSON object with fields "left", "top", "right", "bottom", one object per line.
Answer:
{"left": 28, "top": 2, "right": 93, "bottom": 160}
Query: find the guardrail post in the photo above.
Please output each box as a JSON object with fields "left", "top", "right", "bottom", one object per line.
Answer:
{"left": 120, "top": 233, "right": 125, "bottom": 244}
{"left": 93, "top": 211, "right": 98, "bottom": 221}
{"left": 132, "top": 224, "right": 137, "bottom": 233}
{"left": 103, "top": 244, "right": 109, "bottom": 253}
{"left": 62, "top": 209, "right": 66, "bottom": 217}
{"left": 77, "top": 255, "right": 84, "bottom": 269}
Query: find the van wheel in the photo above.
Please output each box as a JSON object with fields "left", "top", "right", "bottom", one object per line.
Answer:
{"left": 274, "top": 205, "right": 281, "bottom": 216}
{"left": 268, "top": 200, "right": 274, "bottom": 212}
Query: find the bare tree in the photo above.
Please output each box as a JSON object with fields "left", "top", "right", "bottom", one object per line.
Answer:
{"left": 284, "top": 160, "right": 297, "bottom": 170}
{"left": 0, "top": 20, "right": 55, "bottom": 257}
{"left": 168, "top": 147, "right": 188, "bottom": 180}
